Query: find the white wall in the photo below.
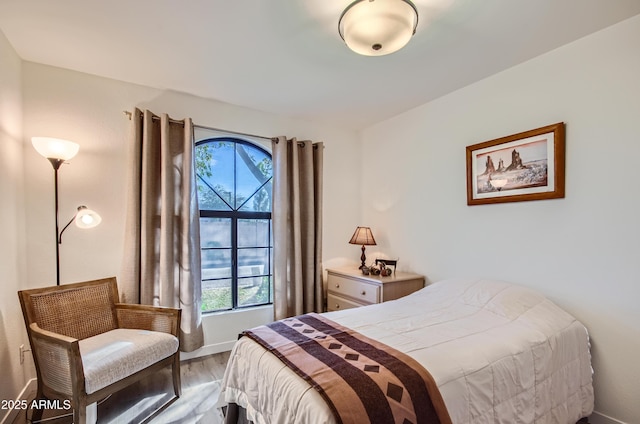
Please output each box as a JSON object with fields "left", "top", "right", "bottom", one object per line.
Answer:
{"left": 361, "top": 15, "right": 640, "bottom": 423}
{"left": 19, "top": 62, "right": 362, "bottom": 360}
{"left": 0, "top": 28, "right": 29, "bottom": 421}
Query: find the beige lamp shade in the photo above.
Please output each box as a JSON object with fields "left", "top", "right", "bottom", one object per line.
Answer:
{"left": 339, "top": 0, "right": 418, "bottom": 56}
{"left": 349, "top": 226, "right": 377, "bottom": 246}
{"left": 32, "top": 137, "right": 79, "bottom": 161}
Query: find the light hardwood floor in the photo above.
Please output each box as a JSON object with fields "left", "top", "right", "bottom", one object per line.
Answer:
{"left": 12, "top": 351, "right": 232, "bottom": 424}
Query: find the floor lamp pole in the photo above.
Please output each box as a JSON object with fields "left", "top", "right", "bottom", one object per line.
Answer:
{"left": 49, "top": 158, "right": 64, "bottom": 286}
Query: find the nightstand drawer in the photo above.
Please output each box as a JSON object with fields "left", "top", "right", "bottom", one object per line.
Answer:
{"left": 328, "top": 274, "right": 379, "bottom": 304}
{"left": 327, "top": 293, "right": 362, "bottom": 312}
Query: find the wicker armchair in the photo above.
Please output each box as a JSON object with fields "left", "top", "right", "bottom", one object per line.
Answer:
{"left": 18, "top": 277, "right": 181, "bottom": 424}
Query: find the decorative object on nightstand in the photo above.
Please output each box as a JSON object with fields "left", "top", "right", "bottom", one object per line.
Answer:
{"left": 375, "top": 258, "right": 398, "bottom": 274}
{"left": 378, "top": 262, "right": 392, "bottom": 277}
{"left": 348, "top": 226, "right": 377, "bottom": 270}
{"left": 326, "top": 267, "right": 424, "bottom": 312}
{"left": 32, "top": 137, "right": 102, "bottom": 285}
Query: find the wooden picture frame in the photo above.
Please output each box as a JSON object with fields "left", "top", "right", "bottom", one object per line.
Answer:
{"left": 466, "top": 122, "right": 565, "bottom": 205}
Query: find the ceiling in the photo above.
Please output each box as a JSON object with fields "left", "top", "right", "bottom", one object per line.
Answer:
{"left": 1, "top": 0, "right": 639, "bottom": 130}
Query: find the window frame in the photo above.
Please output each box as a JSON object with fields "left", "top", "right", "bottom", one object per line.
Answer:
{"left": 195, "top": 137, "right": 273, "bottom": 313}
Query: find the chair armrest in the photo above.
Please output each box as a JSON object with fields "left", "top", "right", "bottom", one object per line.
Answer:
{"left": 28, "top": 323, "right": 85, "bottom": 397}
{"left": 115, "top": 304, "right": 181, "bottom": 336}
{"left": 30, "top": 322, "right": 77, "bottom": 344}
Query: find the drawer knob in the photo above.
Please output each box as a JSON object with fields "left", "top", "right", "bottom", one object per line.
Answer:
{"left": 335, "top": 304, "right": 340, "bottom": 309}
{"left": 335, "top": 284, "right": 340, "bottom": 288}
{"left": 361, "top": 290, "right": 366, "bottom": 295}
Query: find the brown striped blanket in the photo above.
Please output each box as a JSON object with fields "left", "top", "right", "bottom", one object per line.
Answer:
{"left": 242, "top": 313, "right": 452, "bottom": 424}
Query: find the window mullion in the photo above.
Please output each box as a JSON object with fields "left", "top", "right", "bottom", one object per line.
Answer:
{"left": 268, "top": 220, "right": 273, "bottom": 303}
{"left": 231, "top": 217, "right": 238, "bottom": 309}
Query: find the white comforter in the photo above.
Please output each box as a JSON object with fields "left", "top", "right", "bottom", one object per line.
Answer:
{"left": 220, "top": 278, "right": 594, "bottom": 424}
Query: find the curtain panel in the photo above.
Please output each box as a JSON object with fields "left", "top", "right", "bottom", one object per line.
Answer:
{"left": 272, "top": 136, "right": 324, "bottom": 320}
{"left": 120, "top": 108, "right": 204, "bottom": 352}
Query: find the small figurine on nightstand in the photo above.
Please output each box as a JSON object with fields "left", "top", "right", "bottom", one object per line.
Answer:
{"left": 364, "top": 260, "right": 393, "bottom": 276}
{"left": 375, "top": 258, "right": 397, "bottom": 274}
{"left": 379, "top": 262, "right": 393, "bottom": 277}
{"left": 372, "top": 259, "right": 397, "bottom": 276}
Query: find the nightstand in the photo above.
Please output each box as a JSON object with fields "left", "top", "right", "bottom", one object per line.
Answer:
{"left": 326, "top": 267, "right": 425, "bottom": 312}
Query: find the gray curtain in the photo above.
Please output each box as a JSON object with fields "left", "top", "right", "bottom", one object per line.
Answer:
{"left": 272, "top": 136, "right": 324, "bottom": 320}
{"left": 120, "top": 108, "right": 204, "bottom": 352}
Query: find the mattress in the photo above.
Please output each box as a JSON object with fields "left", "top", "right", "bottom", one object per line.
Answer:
{"left": 219, "top": 278, "right": 594, "bottom": 424}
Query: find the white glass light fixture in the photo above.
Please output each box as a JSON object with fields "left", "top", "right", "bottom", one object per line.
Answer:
{"left": 60, "top": 206, "right": 102, "bottom": 236}
{"left": 338, "top": 0, "right": 419, "bottom": 56}
{"left": 32, "top": 137, "right": 101, "bottom": 285}
{"left": 32, "top": 137, "right": 80, "bottom": 165}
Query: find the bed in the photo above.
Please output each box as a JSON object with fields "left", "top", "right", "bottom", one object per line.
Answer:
{"left": 219, "top": 278, "right": 594, "bottom": 423}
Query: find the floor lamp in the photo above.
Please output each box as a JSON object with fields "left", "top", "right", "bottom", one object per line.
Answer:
{"left": 32, "top": 137, "right": 102, "bottom": 285}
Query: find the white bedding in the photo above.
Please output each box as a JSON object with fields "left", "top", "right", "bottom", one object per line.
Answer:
{"left": 220, "top": 278, "right": 594, "bottom": 424}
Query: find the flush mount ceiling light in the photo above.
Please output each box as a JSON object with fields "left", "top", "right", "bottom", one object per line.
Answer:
{"left": 338, "top": 0, "right": 419, "bottom": 56}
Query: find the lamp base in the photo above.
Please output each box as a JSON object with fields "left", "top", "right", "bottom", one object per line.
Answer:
{"left": 359, "top": 245, "right": 367, "bottom": 270}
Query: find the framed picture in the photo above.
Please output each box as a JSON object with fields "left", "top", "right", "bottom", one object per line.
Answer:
{"left": 466, "top": 122, "right": 565, "bottom": 205}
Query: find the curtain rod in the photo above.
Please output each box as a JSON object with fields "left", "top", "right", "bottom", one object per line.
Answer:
{"left": 194, "top": 122, "right": 273, "bottom": 141}
{"left": 123, "top": 110, "right": 273, "bottom": 141}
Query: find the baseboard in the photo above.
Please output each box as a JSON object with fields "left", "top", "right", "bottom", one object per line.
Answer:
{"left": 0, "top": 379, "right": 36, "bottom": 424}
{"left": 590, "top": 411, "right": 628, "bottom": 424}
{"left": 179, "top": 340, "right": 235, "bottom": 360}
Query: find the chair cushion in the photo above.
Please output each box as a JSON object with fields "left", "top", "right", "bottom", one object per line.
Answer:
{"left": 79, "top": 328, "right": 179, "bottom": 394}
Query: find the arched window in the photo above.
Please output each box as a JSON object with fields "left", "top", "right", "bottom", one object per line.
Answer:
{"left": 195, "top": 137, "right": 273, "bottom": 312}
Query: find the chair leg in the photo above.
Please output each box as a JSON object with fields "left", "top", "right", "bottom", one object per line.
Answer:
{"left": 172, "top": 352, "right": 182, "bottom": 397}
{"left": 74, "top": 400, "right": 85, "bottom": 424}
{"left": 29, "top": 389, "right": 45, "bottom": 424}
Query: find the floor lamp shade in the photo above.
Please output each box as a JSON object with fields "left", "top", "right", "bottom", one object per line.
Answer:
{"left": 32, "top": 137, "right": 79, "bottom": 162}
{"left": 58, "top": 206, "right": 102, "bottom": 244}
{"left": 75, "top": 206, "right": 102, "bottom": 229}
